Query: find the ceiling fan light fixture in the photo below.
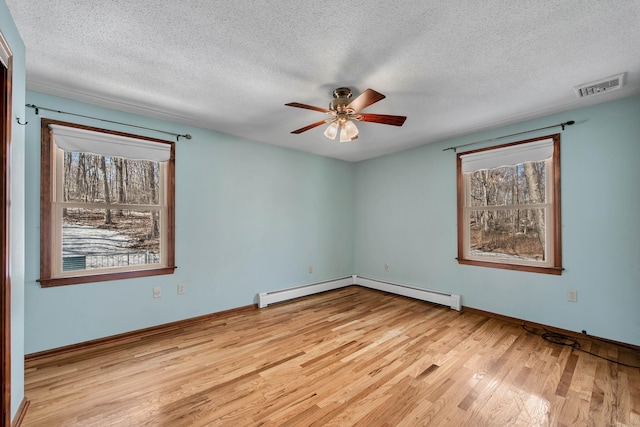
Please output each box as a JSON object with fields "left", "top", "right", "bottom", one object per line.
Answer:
{"left": 324, "top": 121, "right": 339, "bottom": 140}
{"left": 286, "top": 87, "right": 406, "bottom": 142}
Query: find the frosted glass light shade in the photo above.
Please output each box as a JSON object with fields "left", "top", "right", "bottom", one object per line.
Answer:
{"left": 324, "top": 121, "right": 339, "bottom": 139}
{"left": 339, "top": 126, "right": 349, "bottom": 143}
{"left": 343, "top": 120, "right": 359, "bottom": 139}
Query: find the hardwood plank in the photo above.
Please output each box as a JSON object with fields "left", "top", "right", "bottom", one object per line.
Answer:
{"left": 21, "top": 287, "right": 640, "bottom": 426}
{"left": 555, "top": 352, "right": 579, "bottom": 397}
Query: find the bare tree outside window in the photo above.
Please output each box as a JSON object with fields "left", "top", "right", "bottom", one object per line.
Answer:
{"left": 62, "top": 152, "right": 161, "bottom": 270}
{"left": 467, "top": 161, "right": 546, "bottom": 261}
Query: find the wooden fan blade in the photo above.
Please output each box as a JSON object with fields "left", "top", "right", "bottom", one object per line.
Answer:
{"left": 291, "top": 120, "right": 330, "bottom": 134}
{"left": 285, "top": 102, "right": 331, "bottom": 113}
{"left": 357, "top": 113, "right": 407, "bottom": 126}
{"left": 347, "top": 89, "right": 386, "bottom": 113}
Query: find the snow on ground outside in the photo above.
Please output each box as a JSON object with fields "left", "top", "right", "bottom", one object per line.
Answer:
{"left": 63, "top": 224, "right": 129, "bottom": 256}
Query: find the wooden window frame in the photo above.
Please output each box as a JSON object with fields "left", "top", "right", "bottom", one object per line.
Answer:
{"left": 38, "top": 119, "right": 176, "bottom": 287}
{"left": 456, "top": 134, "right": 562, "bottom": 275}
{"left": 1, "top": 30, "right": 13, "bottom": 427}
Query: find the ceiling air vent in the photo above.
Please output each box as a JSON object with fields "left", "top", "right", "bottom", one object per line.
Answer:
{"left": 574, "top": 73, "right": 625, "bottom": 98}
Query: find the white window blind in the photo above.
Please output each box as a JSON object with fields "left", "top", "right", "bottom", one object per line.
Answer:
{"left": 49, "top": 124, "right": 171, "bottom": 162}
{"left": 0, "top": 33, "right": 11, "bottom": 68}
{"left": 460, "top": 138, "right": 554, "bottom": 173}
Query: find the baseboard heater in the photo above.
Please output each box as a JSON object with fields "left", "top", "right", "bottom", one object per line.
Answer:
{"left": 355, "top": 276, "right": 461, "bottom": 311}
{"left": 258, "top": 275, "right": 461, "bottom": 311}
{"left": 258, "top": 276, "right": 353, "bottom": 308}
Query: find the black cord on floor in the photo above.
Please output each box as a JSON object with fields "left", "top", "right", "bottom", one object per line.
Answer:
{"left": 521, "top": 323, "right": 640, "bottom": 369}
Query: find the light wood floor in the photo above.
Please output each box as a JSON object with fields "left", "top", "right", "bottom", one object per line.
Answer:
{"left": 23, "top": 287, "right": 640, "bottom": 426}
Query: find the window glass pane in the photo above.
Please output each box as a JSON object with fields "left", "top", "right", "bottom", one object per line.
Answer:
{"left": 62, "top": 208, "right": 160, "bottom": 271}
{"left": 63, "top": 151, "right": 160, "bottom": 205}
{"left": 468, "top": 208, "right": 546, "bottom": 261}
{"left": 467, "top": 161, "right": 546, "bottom": 207}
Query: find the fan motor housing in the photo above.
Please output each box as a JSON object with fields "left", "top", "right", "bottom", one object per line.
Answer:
{"left": 330, "top": 87, "right": 354, "bottom": 112}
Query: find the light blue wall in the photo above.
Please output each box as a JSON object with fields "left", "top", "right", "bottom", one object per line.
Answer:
{"left": 23, "top": 93, "right": 640, "bottom": 353}
{"left": 354, "top": 95, "right": 640, "bottom": 346}
{"left": 1, "top": 0, "right": 26, "bottom": 419}
{"left": 24, "top": 91, "right": 355, "bottom": 353}
{"left": 18, "top": 66, "right": 640, "bottom": 354}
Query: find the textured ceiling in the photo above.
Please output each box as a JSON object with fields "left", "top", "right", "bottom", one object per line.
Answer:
{"left": 6, "top": 0, "right": 640, "bottom": 162}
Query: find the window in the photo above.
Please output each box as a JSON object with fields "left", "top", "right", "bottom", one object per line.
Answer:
{"left": 39, "top": 119, "right": 176, "bottom": 287}
{"left": 456, "top": 134, "right": 562, "bottom": 275}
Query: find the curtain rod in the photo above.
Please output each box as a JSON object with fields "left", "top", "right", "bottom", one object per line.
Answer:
{"left": 443, "top": 120, "right": 575, "bottom": 153}
{"left": 24, "top": 104, "right": 192, "bottom": 141}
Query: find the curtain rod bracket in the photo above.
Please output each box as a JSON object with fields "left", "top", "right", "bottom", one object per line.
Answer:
{"left": 26, "top": 104, "right": 40, "bottom": 115}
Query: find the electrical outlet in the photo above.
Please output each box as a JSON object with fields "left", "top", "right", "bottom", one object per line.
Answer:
{"left": 153, "top": 287, "right": 161, "bottom": 298}
{"left": 567, "top": 290, "right": 577, "bottom": 302}
{"left": 308, "top": 266, "right": 313, "bottom": 274}
{"left": 384, "top": 263, "right": 390, "bottom": 272}
{"left": 178, "top": 283, "right": 185, "bottom": 295}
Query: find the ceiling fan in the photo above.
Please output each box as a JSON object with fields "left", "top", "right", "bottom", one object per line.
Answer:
{"left": 285, "top": 87, "right": 407, "bottom": 143}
